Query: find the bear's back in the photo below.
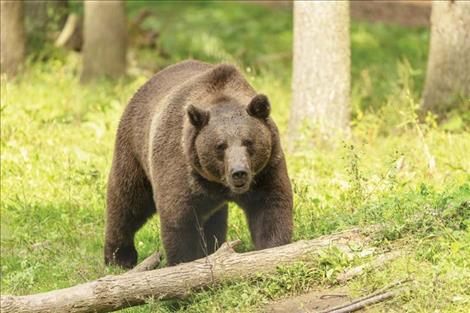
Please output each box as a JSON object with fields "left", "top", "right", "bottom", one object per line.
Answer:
{"left": 117, "top": 61, "right": 213, "bottom": 168}
{"left": 129, "top": 60, "right": 213, "bottom": 115}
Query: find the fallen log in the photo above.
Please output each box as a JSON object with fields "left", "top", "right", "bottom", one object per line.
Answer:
{"left": 1, "top": 228, "right": 366, "bottom": 313}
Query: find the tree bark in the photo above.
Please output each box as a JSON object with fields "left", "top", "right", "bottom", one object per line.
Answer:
{"left": 1, "top": 0, "right": 26, "bottom": 76}
{"left": 0, "top": 228, "right": 365, "bottom": 313}
{"left": 289, "top": 1, "right": 351, "bottom": 146}
{"left": 422, "top": 0, "right": 470, "bottom": 114}
{"left": 81, "top": 0, "right": 127, "bottom": 82}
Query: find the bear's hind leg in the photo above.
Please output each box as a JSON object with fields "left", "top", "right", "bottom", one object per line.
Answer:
{"left": 104, "top": 155, "right": 155, "bottom": 269}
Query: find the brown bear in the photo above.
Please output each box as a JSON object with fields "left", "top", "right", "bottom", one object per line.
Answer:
{"left": 104, "top": 60, "right": 293, "bottom": 268}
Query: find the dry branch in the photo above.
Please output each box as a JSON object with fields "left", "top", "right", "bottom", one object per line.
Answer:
{"left": 126, "top": 251, "right": 161, "bottom": 274}
{"left": 318, "top": 280, "right": 410, "bottom": 313}
{"left": 1, "top": 228, "right": 366, "bottom": 313}
{"left": 318, "top": 289, "right": 402, "bottom": 313}
{"left": 55, "top": 13, "right": 82, "bottom": 51}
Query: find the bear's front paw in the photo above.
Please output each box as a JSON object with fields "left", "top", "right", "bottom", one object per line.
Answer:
{"left": 104, "top": 244, "right": 138, "bottom": 269}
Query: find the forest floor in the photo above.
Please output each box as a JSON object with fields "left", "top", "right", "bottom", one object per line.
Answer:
{"left": 263, "top": 287, "right": 350, "bottom": 313}
{"left": 1, "top": 2, "right": 469, "bottom": 313}
{"left": 351, "top": 0, "right": 431, "bottom": 28}
{"left": 259, "top": 0, "right": 432, "bottom": 27}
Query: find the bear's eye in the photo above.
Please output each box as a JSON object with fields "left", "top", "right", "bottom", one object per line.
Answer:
{"left": 215, "top": 142, "right": 227, "bottom": 152}
{"left": 243, "top": 139, "right": 254, "bottom": 147}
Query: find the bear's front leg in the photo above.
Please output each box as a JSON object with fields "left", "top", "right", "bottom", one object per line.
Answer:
{"left": 245, "top": 197, "right": 293, "bottom": 249}
{"left": 160, "top": 221, "right": 204, "bottom": 266}
{"left": 240, "top": 162, "right": 293, "bottom": 250}
{"left": 159, "top": 204, "right": 206, "bottom": 266}
{"left": 203, "top": 204, "right": 228, "bottom": 254}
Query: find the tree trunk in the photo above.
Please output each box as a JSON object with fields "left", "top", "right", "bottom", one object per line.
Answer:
{"left": 1, "top": 1, "right": 26, "bottom": 76}
{"left": 422, "top": 0, "right": 470, "bottom": 114}
{"left": 81, "top": 0, "right": 127, "bottom": 82}
{"left": 0, "top": 228, "right": 366, "bottom": 313}
{"left": 289, "top": 1, "right": 351, "bottom": 146}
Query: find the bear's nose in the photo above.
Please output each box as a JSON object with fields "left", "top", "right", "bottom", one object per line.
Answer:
{"left": 231, "top": 169, "right": 248, "bottom": 180}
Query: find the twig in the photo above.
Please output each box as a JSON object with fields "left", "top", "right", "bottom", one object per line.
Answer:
{"left": 415, "top": 121, "right": 436, "bottom": 175}
{"left": 192, "top": 208, "right": 215, "bottom": 285}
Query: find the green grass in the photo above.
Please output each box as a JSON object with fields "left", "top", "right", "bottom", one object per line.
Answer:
{"left": 1, "top": 2, "right": 470, "bottom": 312}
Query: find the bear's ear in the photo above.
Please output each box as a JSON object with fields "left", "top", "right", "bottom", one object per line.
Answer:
{"left": 247, "top": 94, "right": 271, "bottom": 119}
{"left": 187, "top": 105, "right": 210, "bottom": 129}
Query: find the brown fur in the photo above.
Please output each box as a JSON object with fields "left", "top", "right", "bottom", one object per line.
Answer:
{"left": 104, "top": 60, "right": 293, "bottom": 267}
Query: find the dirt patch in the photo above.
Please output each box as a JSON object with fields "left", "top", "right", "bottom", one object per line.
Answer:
{"left": 262, "top": 287, "right": 351, "bottom": 313}
{"left": 252, "top": 1, "right": 432, "bottom": 28}
{"left": 351, "top": 0, "right": 431, "bottom": 28}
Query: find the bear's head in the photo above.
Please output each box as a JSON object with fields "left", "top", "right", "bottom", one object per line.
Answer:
{"left": 184, "top": 94, "right": 273, "bottom": 194}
